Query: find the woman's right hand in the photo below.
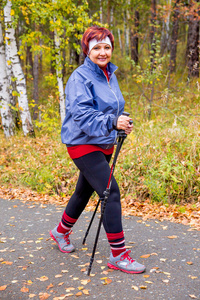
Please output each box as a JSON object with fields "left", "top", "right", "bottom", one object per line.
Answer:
{"left": 116, "top": 115, "right": 133, "bottom": 135}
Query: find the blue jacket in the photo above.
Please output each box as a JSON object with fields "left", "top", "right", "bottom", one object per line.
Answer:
{"left": 61, "top": 56, "right": 125, "bottom": 147}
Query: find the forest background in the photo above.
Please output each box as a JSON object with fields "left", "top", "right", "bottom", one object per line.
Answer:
{"left": 0, "top": 0, "right": 200, "bottom": 226}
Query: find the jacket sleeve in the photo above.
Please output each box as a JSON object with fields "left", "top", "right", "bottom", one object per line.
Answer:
{"left": 66, "top": 78, "right": 116, "bottom": 137}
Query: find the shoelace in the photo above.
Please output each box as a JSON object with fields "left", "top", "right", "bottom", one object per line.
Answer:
{"left": 63, "top": 231, "right": 72, "bottom": 245}
{"left": 121, "top": 250, "right": 135, "bottom": 263}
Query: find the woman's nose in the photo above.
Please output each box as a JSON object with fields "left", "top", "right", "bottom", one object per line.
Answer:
{"left": 100, "top": 48, "right": 106, "bottom": 55}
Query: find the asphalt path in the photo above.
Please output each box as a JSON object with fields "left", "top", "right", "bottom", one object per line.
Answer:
{"left": 0, "top": 197, "right": 200, "bottom": 300}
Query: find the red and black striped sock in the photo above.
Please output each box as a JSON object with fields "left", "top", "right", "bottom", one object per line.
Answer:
{"left": 57, "top": 211, "right": 77, "bottom": 234}
{"left": 106, "top": 231, "right": 126, "bottom": 257}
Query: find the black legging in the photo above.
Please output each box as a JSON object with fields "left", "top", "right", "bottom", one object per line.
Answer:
{"left": 65, "top": 151, "right": 123, "bottom": 234}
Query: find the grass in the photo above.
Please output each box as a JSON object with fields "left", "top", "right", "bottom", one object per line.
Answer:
{"left": 1, "top": 99, "right": 200, "bottom": 205}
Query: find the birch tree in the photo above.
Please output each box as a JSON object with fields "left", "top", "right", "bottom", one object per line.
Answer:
{"left": 52, "top": 0, "right": 65, "bottom": 123}
{"left": 170, "top": 0, "right": 180, "bottom": 72}
{"left": 4, "top": 0, "right": 34, "bottom": 136}
{"left": 0, "top": 20, "right": 14, "bottom": 137}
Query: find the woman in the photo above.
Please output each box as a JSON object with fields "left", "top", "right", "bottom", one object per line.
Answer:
{"left": 50, "top": 26, "right": 145, "bottom": 274}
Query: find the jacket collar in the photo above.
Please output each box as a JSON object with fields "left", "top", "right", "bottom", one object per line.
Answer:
{"left": 84, "top": 56, "right": 118, "bottom": 77}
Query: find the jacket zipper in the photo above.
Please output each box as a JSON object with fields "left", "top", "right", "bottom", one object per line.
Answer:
{"left": 103, "top": 72, "right": 120, "bottom": 116}
{"left": 103, "top": 72, "right": 119, "bottom": 145}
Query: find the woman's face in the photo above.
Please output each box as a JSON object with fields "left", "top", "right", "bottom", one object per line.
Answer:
{"left": 89, "top": 43, "right": 112, "bottom": 68}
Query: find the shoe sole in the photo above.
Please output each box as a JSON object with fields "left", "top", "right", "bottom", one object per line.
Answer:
{"left": 49, "top": 231, "right": 75, "bottom": 253}
{"left": 107, "top": 262, "right": 145, "bottom": 274}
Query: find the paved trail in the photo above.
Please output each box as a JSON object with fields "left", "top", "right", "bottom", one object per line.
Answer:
{"left": 0, "top": 198, "right": 200, "bottom": 300}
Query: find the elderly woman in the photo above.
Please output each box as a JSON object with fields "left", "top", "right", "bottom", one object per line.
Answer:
{"left": 50, "top": 26, "right": 145, "bottom": 274}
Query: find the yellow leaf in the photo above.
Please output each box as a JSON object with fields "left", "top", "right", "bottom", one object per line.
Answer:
{"left": 96, "top": 260, "right": 102, "bottom": 264}
{"left": 10, "top": 9, "right": 15, "bottom": 16}
{"left": 140, "top": 286, "right": 147, "bottom": 289}
{"left": 140, "top": 254, "right": 151, "bottom": 258}
{"left": 75, "top": 292, "right": 82, "bottom": 296}
{"left": 0, "top": 285, "right": 7, "bottom": 291}
{"left": 131, "top": 285, "right": 139, "bottom": 291}
{"left": 83, "top": 289, "right": 90, "bottom": 295}
{"left": 187, "top": 262, "right": 193, "bottom": 265}
{"left": 29, "top": 294, "right": 36, "bottom": 298}
{"left": 143, "top": 274, "right": 150, "bottom": 278}
{"left": 37, "top": 276, "right": 48, "bottom": 281}
{"left": 189, "top": 295, "right": 197, "bottom": 299}
{"left": 167, "top": 235, "right": 178, "bottom": 239}
{"left": 162, "top": 279, "right": 169, "bottom": 283}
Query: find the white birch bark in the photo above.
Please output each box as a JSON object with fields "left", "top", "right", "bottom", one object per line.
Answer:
{"left": 53, "top": 1, "right": 65, "bottom": 123}
{"left": 4, "top": 0, "right": 34, "bottom": 136}
{"left": 99, "top": 0, "right": 103, "bottom": 23}
{"left": 0, "top": 21, "right": 14, "bottom": 137}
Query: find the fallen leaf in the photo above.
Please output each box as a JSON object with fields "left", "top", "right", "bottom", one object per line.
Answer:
{"left": 75, "top": 292, "right": 82, "bottom": 296}
{"left": 39, "top": 292, "right": 50, "bottom": 300}
{"left": 0, "top": 285, "right": 7, "bottom": 291}
{"left": 160, "top": 258, "right": 167, "bottom": 262}
{"left": 83, "top": 289, "right": 90, "bottom": 295}
{"left": 46, "top": 283, "right": 54, "bottom": 290}
{"left": 55, "top": 274, "right": 62, "bottom": 278}
{"left": 140, "top": 254, "right": 151, "bottom": 258}
{"left": 71, "top": 254, "right": 79, "bottom": 259}
{"left": 96, "top": 260, "right": 102, "bottom": 264}
{"left": 131, "top": 285, "right": 139, "bottom": 291}
{"left": 162, "top": 279, "right": 169, "bottom": 283}
{"left": 37, "top": 276, "right": 49, "bottom": 282}
{"left": 21, "top": 287, "right": 29, "bottom": 293}
{"left": 58, "top": 282, "right": 64, "bottom": 286}
{"left": 163, "top": 272, "right": 171, "bottom": 276}
{"left": 145, "top": 281, "right": 153, "bottom": 284}
{"left": 80, "top": 279, "right": 91, "bottom": 285}
{"left": 189, "top": 295, "right": 197, "bottom": 299}
{"left": 143, "top": 275, "right": 150, "bottom": 278}
{"left": 29, "top": 294, "right": 36, "bottom": 298}
{"left": 167, "top": 235, "right": 178, "bottom": 239}
{"left": 65, "top": 293, "right": 74, "bottom": 297}
{"left": 140, "top": 286, "right": 147, "bottom": 289}
{"left": 81, "top": 268, "right": 86, "bottom": 272}
{"left": 187, "top": 262, "right": 193, "bottom": 265}
{"left": 2, "top": 261, "right": 13, "bottom": 265}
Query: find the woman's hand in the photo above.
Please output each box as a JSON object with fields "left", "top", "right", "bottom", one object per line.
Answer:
{"left": 116, "top": 115, "right": 133, "bottom": 135}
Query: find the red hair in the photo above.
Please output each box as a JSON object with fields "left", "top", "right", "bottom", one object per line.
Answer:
{"left": 81, "top": 26, "right": 114, "bottom": 57}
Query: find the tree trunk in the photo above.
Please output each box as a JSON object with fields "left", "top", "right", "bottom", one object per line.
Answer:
{"left": 118, "top": 28, "right": 123, "bottom": 56}
{"left": 170, "top": 0, "right": 180, "bottom": 72}
{"left": 160, "top": 0, "right": 172, "bottom": 55}
{"left": 0, "top": 21, "right": 14, "bottom": 137}
{"left": 33, "top": 52, "right": 39, "bottom": 120}
{"left": 33, "top": 24, "right": 39, "bottom": 120}
{"left": 4, "top": 0, "right": 35, "bottom": 136}
{"left": 107, "top": 0, "right": 110, "bottom": 25}
{"left": 53, "top": 0, "right": 65, "bottom": 123}
{"left": 186, "top": 0, "right": 199, "bottom": 78}
{"left": 99, "top": 0, "right": 103, "bottom": 23}
{"left": 150, "top": 0, "right": 157, "bottom": 70}
{"left": 130, "top": 10, "right": 139, "bottom": 64}
{"left": 124, "top": 11, "right": 129, "bottom": 56}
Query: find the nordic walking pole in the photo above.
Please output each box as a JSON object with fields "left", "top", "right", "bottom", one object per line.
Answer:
{"left": 87, "top": 113, "right": 132, "bottom": 276}
{"left": 82, "top": 112, "right": 130, "bottom": 246}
